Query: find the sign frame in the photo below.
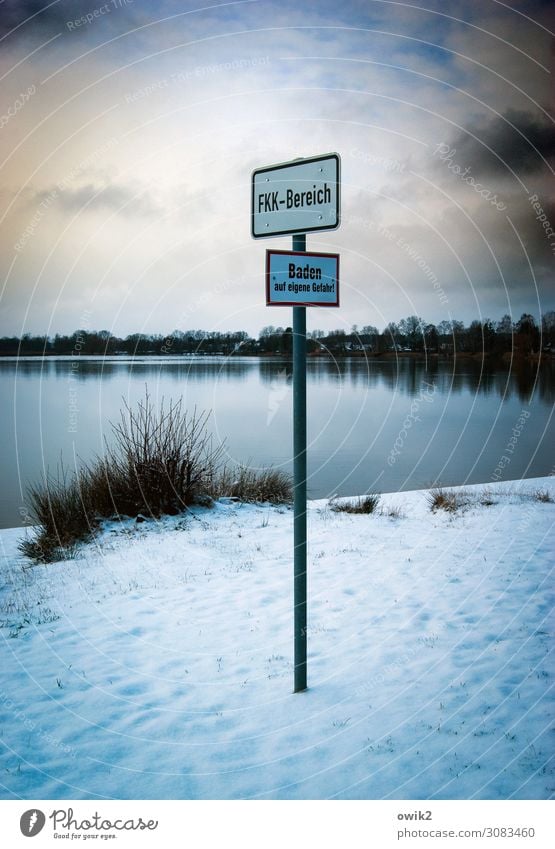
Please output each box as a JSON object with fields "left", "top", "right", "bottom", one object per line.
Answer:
{"left": 251, "top": 152, "right": 340, "bottom": 239}
{"left": 265, "top": 249, "right": 340, "bottom": 307}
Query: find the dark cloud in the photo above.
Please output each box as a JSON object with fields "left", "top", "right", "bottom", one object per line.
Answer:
{"left": 503, "top": 193, "right": 555, "bottom": 274}
{"left": 0, "top": 1, "right": 72, "bottom": 40}
{"left": 448, "top": 109, "right": 555, "bottom": 178}
{"left": 0, "top": 0, "right": 141, "bottom": 42}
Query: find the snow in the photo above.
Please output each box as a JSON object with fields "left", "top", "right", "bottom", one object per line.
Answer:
{"left": 0, "top": 478, "right": 553, "bottom": 800}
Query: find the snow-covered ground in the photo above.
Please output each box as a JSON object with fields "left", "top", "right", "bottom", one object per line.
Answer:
{"left": 0, "top": 478, "right": 553, "bottom": 800}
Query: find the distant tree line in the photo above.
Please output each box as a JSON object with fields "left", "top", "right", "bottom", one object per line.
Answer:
{"left": 0, "top": 329, "right": 252, "bottom": 356}
{"left": 259, "top": 313, "right": 554, "bottom": 356}
{"left": 1, "top": 312, "right": 554, "bottom": 357}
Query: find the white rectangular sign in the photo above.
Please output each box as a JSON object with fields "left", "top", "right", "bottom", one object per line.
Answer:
{"left": 266, "top": 250, "right": 340, "bottom": 307}
{"left": 252, "top": 153, "right": 340, "bottom": 238}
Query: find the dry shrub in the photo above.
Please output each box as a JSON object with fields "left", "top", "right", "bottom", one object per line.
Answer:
{"left": 214, "top": 464, "right": 292, "bottom": 504}
{"left": 18, "top": 468, "right": 96, "bottom": 562}
{"left": 101, "top": 395, "right": 223, "bottom": 517}
{"left": 427, "top": 487, "right": 468, "bottom": 513}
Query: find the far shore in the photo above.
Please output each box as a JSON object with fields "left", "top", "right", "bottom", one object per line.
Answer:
{"left": 1, "top": 349, "right": 553, "bottom": 363}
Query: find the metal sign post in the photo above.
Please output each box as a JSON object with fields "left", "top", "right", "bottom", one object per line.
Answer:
{"left": 251, "top": 153, "right": 341, "bottom": 694}
{"left": 292, "top": 232, "right": 307, "bottom": 692}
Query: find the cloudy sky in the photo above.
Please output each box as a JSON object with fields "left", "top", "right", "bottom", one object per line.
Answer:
{"left": 0, "top": 0, "right": 553, "bottom": 338}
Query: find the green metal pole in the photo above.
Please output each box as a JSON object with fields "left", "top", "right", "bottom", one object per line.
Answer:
{"left": 292, "top": 232, "right": 307, "bottom": 692}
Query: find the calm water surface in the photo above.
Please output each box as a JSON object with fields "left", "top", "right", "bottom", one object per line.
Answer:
{"left": 1, "top": 355, "right": 553, "bottom": 528}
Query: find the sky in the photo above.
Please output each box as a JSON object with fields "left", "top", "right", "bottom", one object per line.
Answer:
{"left": 0, "top": 0, "right": 553, "bottom": 339}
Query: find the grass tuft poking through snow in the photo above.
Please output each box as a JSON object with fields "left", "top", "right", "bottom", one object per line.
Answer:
{"left": 427, "top": 487, "right": 469, "bottom": 513}
{"left": 531, "top": 488, "right": 553, "bottom": 504}
{"left": 330, "top": 494, "right": 381, "bottom": 514}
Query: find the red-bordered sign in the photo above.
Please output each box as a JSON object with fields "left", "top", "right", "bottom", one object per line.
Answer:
{"left": 266, "top": 249, "right": 340, "bottom": 307}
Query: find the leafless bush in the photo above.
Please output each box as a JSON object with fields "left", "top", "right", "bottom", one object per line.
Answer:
{"left": 102, "top": 393, "right": 224, "bottom": 517}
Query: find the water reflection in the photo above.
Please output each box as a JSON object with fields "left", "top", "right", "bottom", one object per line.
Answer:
{"left": 2, "top": 355, "right": 553, "bottom": 402}
{"left": 1, "top": 354, "right": 553, "bottom": 530}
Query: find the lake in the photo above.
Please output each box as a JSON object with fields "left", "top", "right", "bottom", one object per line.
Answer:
{"left": 1, "top": 355, "right": 553, "bottom": 529}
